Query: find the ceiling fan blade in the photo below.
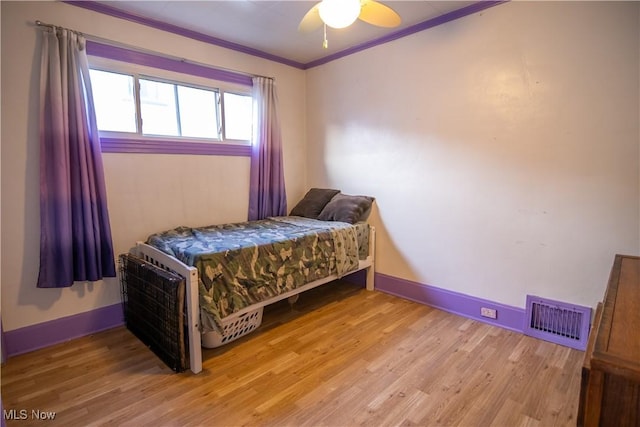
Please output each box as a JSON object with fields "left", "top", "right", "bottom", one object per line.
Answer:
{"left": 298, "top": 2, "right": 323, "bottom": 32}
{"left": 358, "top": 0, "right": 401, "bottom": 28}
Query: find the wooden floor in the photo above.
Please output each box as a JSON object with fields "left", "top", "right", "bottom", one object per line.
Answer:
{"left": 1, "top": 281, "right": 584, "bottom": 426}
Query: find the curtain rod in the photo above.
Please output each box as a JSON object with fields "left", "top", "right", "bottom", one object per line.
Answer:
{"left": 34, "top": 20, "right": 272, "bottom": 81}
{"left": 36, "top": 20, "right": 81, "bottom": 34}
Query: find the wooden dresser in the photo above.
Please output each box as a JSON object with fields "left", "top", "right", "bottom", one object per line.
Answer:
{"left": 578, "top": 254, "right": 640, "bottom": 427}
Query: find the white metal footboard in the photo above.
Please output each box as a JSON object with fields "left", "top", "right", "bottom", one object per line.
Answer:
{"left": 131, "top": 226, "right": 375, "bottom": 375}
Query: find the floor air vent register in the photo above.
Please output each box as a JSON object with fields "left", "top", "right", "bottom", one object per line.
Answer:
{"left": 523, "top": 295, "right": 591, "bottom": 351}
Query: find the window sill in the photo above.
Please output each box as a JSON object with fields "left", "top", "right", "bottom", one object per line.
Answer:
{"left": 100, "top": 137, "right": 251, "bottom": 156}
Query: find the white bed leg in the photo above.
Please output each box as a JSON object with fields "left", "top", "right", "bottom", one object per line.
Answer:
{"left": 366, "top": 266, "right": 375, "bottom": 291}
{"left": 366, "top": 226, "right": 376, "bottom": 291}
{"left": 185, "top": 268, "right": 202, "bottom": 374}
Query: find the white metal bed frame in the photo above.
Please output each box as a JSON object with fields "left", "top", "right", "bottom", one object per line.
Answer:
{"left": 131, "top": 226, "right": 376, "bottom": 374}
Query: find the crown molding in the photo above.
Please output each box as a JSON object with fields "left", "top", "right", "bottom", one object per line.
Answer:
{"left": 65, "top": 1, "right": 508, "bottom": 70}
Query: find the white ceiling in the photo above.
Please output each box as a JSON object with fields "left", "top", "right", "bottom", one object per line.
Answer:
{"left": 94, "top": 1, "right": 479, "bottom": 66}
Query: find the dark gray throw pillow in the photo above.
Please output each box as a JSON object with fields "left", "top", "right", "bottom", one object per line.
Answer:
{"left": 317, "top": 194, "right": 375, "bottom": 224}
{"left": 289, "top": 188, "right": 341, "bottom": 219}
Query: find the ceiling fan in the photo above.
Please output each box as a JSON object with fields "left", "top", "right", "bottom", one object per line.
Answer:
{"left": 299, "top": 0, "right": 401, "bottom": 48}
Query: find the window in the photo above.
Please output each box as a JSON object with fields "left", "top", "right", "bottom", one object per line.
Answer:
{"left": 223, "top": 92, "right": 253, "bottom": 141}
{"left": 88, "top": 69, "right": 252, "bottom": 144}
{"left": 90, "top": 69, "right": 136, "bottom": 133}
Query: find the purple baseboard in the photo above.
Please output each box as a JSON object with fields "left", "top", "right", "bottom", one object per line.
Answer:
{"left": 375, "top": 273, "right": 526, "bottom": 333}
{"left": 4, "top": 303, "right": 124, "bottom": 358}
{"left": 3, "top": 273, "right": 525, "bottom": 359}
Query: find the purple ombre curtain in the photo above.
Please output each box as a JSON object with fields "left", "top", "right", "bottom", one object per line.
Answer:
{"left": 37, "top": 27, "right": 115, "bottom": 288}
{"left": 248, "top": 77, "right": 287, "bottom": 220}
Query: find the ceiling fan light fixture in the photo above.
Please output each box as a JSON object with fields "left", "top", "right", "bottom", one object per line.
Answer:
{"left": 318, "top": 0, "right": 361, "bottom": 29}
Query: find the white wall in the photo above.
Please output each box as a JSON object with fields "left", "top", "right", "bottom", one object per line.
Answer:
{"left": 306, "top": 1, "right": 640, "bottom": 310}
{"left": 0, "top": 1, "right": 306, "bottom": 331}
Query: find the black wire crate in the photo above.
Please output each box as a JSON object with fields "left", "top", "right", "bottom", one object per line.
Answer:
{"left": 119, "top": 253, "right": 188, "bottom": 372}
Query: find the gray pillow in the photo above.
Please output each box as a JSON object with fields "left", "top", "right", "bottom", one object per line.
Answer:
{"left": 317, "top": 194, "right": 375, "bottom": 224}
{"left": 289, "top": 188, "right": 341, "bottom": 219}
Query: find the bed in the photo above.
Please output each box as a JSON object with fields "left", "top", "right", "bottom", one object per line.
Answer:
{"left": 130, "top": 189, "right": 376, "bottom": 374}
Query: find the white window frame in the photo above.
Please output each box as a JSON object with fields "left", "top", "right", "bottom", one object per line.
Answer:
{"left": 220, "top": 90, "right": 255, "bottom": 142}
{"left": 88, "top": 55, "right": 253, "bottom": 155}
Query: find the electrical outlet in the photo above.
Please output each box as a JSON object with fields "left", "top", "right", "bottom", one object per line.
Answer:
{"left": 481, "top": 307, "right": 497, "bottom": 319}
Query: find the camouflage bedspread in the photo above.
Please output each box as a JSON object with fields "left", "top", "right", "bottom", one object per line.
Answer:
{"left": 146, "top": 216, "right": 365, "bottom": 333}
